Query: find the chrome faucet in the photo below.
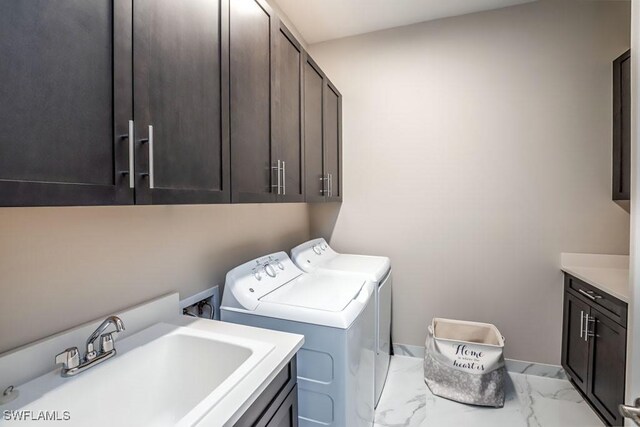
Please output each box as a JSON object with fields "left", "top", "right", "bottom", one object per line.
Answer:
{"left": 55, "top": 316, "right": 125, "bottom": 377}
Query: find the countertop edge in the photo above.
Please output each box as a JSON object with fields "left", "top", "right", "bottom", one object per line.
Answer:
{"left": 560, "top": 266, "right": 630, "bottom": 304}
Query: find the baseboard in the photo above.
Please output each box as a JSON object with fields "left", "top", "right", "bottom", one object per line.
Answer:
{"left": 392, "top": 343, "right": 566, "bottom": 380}
{"left": 392, "top": 343, "right": 425, "bottom": 358}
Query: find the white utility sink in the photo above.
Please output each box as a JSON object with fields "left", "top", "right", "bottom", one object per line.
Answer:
{"left": 1, "top": 322, "right": 274, "bottom": 426}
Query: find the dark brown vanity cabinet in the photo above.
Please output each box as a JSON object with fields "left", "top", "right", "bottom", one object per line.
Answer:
{"left": 562, "top": 292, "right": 590, "bottom": 392}
{"left": 562, "top": 274, "right": 627, "bottom": 426}
{"left": 613, "top": 49, "right": 631, "bottom": 201}
{"left": 303, "top": 56, "right": 343, "bottom": 202}
{"left": 0, "top": 0, "right": 134, "bottom": 206}
{"left": 236, "top": 358, "right": 298, "bottom": 427}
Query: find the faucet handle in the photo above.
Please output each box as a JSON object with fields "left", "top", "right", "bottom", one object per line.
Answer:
{"left": 55, "top": 347, "right": 80, "bottom": 370}
{"left": 100, "top": 333, "right": 115, "bottom": 353}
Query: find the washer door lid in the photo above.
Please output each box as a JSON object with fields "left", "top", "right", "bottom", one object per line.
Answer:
{"left": 260, "top": 271, "right": 366, "bottom": 312}
{"left": 323, "top": 254, "right": 391, "bottom": 282}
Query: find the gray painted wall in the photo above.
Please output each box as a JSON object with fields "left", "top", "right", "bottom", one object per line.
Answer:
{"left": 308, "top": 0, "right": 631, "bottom": 364}
{"left": 0, "top": 204, "right": 310, "bottom": 354}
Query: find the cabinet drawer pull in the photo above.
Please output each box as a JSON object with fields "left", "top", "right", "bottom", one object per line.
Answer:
{"left": 578, "top": 288, "right": 602, "bottom": 301}
{"left": 580, "top": 310, "right": 584, "bottom": 338}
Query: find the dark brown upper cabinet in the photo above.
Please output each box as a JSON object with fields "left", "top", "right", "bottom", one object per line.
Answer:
{"left": 613, "top": 49, "right": 631, "bottom": 201}
{"left": 229, "top": 0, "right": 277, "bottom": 203}
{"left": 133, "top": 0, "right": 230, "bottom": 205}
{"left": 303, "top": 57, "right": 326, "bottom": 203}
{"left": 0, "top": 0, "right": 134, "bottom": 207}
{"left": 0, "top": 0, "right": 230, "bottom": 207}
{"left": 303, "top": 55, "right": 343, "bottom": 203}
{"left": 229, "top": 1, "right": 305, "bottom": 204}
{"left": 0, "top": 0, "right": 341, "bottom": 207}
{"left": 324, "top": 80, "right": 343, "bottom": 202}
{"left": 274, "top": 22, "right": 305, "bottom": 203}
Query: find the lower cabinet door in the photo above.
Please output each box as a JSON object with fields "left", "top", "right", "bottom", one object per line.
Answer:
{"left": 235, "top": 358, "right": 297, "bottom": 427}
{"left": 266, "top": 385, "right": 298, "bottom": 427}
{"left": 562, "top": 292, "right": 590, "bottom": 393}
{"left": 587, "top": 310, "right": 626, "bottom": 426}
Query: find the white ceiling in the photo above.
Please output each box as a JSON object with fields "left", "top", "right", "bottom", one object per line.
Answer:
{"left": 271, "top": 0, "right": 536, "bottom": 44}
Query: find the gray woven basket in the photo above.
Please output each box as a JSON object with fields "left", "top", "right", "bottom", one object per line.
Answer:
{"left": 424, "top": 318, "right": 506, "bottom": 408}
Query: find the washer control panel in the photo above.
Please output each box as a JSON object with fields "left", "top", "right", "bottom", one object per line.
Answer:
{"left": 224, "top": 251, "right": 303, "bottom": 310}
{"left": 250, "top": 255, "right": 286, "bottom": 282}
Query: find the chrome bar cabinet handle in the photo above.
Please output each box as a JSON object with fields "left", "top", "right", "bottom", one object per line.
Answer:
{"left": 139, "top": 125, "right": 154, "bottom": 189}
{"left": 282, "top": 161, "right": 286, "bottom": 196}
{"left": 586, "top": 315, "right": 597, "bottom": 339}
{"left": 320, "top": 175, "right": 328, "bottom": 195}
{"left": 272, "top": 160, "right": 281, "bottom": 195}
{"left": 128, "top": 120, "right": 134, "bottom": 189}
{"left": 148, "top": 125, "right": 154, "bottom": 189}
{"left": 328, "top": 173, "right": 333, "bottom": 197}
{"left": 580, "top": 310, "right": 584, "bottom": 338}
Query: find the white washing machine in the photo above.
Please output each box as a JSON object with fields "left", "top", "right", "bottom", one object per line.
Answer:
{"left": 291, "top": 238, "right": 392, "bottom": 407}
{"left": 220, "top": 252, "right": 376, "bottom": 427}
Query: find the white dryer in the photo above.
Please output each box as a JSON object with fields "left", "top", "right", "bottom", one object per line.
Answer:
{"left": 220, "top": 252, "right": 375, "bottom": 427}
{"left": 291, "top": 238, "right": 392, "bottom": 407}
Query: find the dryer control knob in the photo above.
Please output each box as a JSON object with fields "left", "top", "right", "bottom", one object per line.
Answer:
{"left": 276, "top": 261, "right": 284, "bottom": 270}
{"left": 313, "top": 245, "right": 322, "bottom": 255}
{"left": 320, "top": 243, "right": 327, "bottom": 250}
{"left": 253, "top": 271, "right": 262, "bottom": 281}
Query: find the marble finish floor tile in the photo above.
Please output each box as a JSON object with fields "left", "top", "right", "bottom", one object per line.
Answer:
{"left": 375, "top": 356, "right": 603, "bottom": 427}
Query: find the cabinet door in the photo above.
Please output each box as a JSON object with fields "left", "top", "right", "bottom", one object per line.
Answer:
{"left": 133, "top": 0, "right": 229, "bottom": 205}
{"left": 561, "top": 292, "right": 590, "bottom": 393}
{"left": 230, "top": 0, "right": 277, "bottom": 203}
{"left": 587, "top": 309, "right": 626, "bottom": 426}
{"left": 613, "top": 49, "right": 631, "bottom": 201}
{"left": 0, "top": 0, "right": 133, "bottom": 206}
{"left": 267, "top": 385, "right": 299, "bottom": 427}
{"left": 274, "top": 23, "right": 304, "bottom": 202}
{"left": 303, "top": 57, "right": 326, "bottom": 202}
{"left": 324, "top": 80, "right": 342, "bottom": 202}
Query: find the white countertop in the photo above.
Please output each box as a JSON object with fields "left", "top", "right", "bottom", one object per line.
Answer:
{"left": 560, "top": 253, "right": 630, "bottom": 303}
{"left": 0, "top": 293, "right": 304, "bottom": 427}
